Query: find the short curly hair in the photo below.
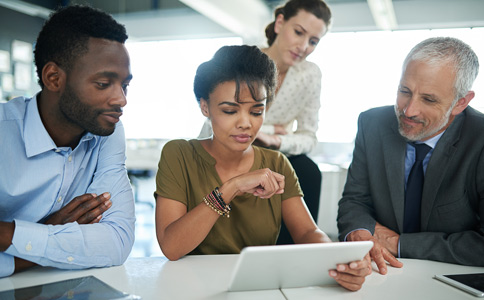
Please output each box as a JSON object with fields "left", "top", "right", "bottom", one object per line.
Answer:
{"left": 194, "top": 45, "right": 277, "bottom": 106}
{"left": 34, "top": 5, "right": 128, "bottom": 88}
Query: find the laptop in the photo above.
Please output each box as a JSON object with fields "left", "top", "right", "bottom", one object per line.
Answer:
{"left": 228, "top": 241, "right": 373, "bottom": 292}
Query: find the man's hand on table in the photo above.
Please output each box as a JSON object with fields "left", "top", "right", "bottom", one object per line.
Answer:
{"left": 347, "top": 229, "right": 403, "bottom": 275}
{"left": 1, "top": 193, "right": 112, "bottom": 274}
{"left": 373, "top": 222, "right": 400, "bottom": 257}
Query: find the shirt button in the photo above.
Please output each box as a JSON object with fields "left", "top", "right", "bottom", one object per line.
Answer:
{"left": 55, "top": 149, "right": 61, "bottom": 153}
{"left": 25, "top": 242, "right": 32, "bottom": 252}
{"left": 67, "top": 256, "right": 74, "bottom": 262}
{"left": 57, "top": 196, "right": 62, "bottom": 203}
{"left": 68, "top": 156, "right": 72, "bottom": 162}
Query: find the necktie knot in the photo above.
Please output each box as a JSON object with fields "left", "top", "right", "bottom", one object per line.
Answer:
{"left": 412, "top": 143, "right": 432, "bottom": 161}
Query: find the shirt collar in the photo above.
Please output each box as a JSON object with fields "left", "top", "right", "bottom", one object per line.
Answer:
{"left": 24, "top": 94, "right": 57, "bottom": 157}
{"left": 418, "top": 131, "right": 444, "bottom": 149}
{"left": 24, "top": 94, "right": 97, "bottom": 158}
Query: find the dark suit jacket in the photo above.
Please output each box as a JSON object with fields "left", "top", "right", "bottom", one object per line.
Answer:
{"left": 337, "top": 105, "right": 484, "bottom": 266}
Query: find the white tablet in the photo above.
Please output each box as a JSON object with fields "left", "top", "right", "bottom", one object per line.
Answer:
{"left": 434, "top": 273, "right": 484, "bottom": 297}
{"left": 227, "top": 241, "right": 373, "bottom": 292}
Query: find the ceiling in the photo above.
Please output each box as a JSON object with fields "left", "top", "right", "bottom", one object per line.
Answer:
{"left": 2, "top": 0, "right": 484, "bottom": 44}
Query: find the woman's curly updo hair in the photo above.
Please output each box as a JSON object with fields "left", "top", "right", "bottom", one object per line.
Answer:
{"left": 265, "top": 0, "right": 332, "bottom": 46}
{"left": 194, "top": 45, "right": 277, "bottom": 105}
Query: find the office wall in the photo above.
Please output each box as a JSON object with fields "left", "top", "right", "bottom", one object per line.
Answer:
{"left": 0, "top": 6, "right": 44, "bottom": 100}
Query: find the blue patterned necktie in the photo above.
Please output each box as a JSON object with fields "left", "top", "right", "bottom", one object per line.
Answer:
{"left": 404, "top": 142, "right": 432, "bottom": 233}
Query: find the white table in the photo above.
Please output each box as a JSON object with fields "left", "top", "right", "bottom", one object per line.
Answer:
{"left": 282, "top": 258, "right": 484, "bottom": 299}
{"left": 0, "top": 255, "right": 483, "bottom": 299}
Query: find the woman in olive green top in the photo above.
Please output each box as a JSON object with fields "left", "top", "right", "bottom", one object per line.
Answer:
{"left": 155, "top": 45, "right": 369, "bottom": 291}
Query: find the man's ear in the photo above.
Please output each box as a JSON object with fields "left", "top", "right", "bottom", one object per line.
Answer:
{"left": 42, "top": 62, "right": 65, "bottom": 92}
{"left": 451, "top": 91, "right": 475, "bottom": 116}
{"left": 274, "top": 14, "right": 285, "bottom": 34}
{"left": 200, "top": 98, "right": 210, "bottom": 118}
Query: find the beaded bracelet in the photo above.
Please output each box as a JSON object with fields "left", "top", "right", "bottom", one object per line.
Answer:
{"left": 212, "top": 188, "right": 231, "bottom": 212}
{"left": 203, "top": 187, "right": 231, "bottom": 218}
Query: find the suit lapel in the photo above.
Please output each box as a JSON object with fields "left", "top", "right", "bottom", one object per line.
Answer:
{"left": 382, "top": 117, "right": 407, "bottom": 232}
{"left": 420, "top": 112, "right": 464, "bottom": 230}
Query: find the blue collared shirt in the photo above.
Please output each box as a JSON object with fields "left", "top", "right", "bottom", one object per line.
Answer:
{"left": 0, "top": 96, "right": 135, "bottom": 277}
{"left": 404, "top": 132, "right": 443, "bottom": 185}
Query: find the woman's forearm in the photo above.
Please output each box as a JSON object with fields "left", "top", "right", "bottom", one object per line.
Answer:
{"left": 294, "top": 228, "right": 332, "bottom": 244}
{"left": 157, "top": 202, "right": 220, "bottom": 261}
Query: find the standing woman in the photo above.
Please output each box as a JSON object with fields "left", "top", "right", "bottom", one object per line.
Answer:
{"left": 155, "top": 45, "right": 369, "bottom": 291}
{"left": 257, "top": 0, "right": 331, "bottom": 244}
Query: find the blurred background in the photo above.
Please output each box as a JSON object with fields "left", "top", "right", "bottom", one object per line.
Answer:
{"left": 1, "top": 0, "right": 483, "bottom": 256}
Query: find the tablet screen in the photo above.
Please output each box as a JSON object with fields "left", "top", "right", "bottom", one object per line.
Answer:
{"left": 444, "top": 273, "right": 484, "bottom": 293}
{"left": 0, "top": 276, "right": 140, "bottom": 300}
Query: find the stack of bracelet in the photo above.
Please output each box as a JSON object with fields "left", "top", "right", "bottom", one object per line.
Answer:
{"left": 203, "top": 187, "right": 231, "bottom": 218}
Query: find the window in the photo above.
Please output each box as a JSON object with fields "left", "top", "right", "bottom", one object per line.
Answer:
{"left": 123, "top": 29, "right": 483, "bottom": 143}
{"left": 309, "top": 27, "right": 484, "bottom": 143}
{"left": 124, "top": 37, "right": 242, "bottom": 139}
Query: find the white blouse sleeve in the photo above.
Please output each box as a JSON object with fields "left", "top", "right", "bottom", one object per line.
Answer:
{"left": 278, "top": 62, "right": 321, "bottom": 156}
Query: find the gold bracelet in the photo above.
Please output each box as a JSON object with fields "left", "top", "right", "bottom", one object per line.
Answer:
{"left": 203, "top": 197, "right": 224, "bottom": 216}
{"left": 203, "top": 187, "right": 231, "bottom": 218}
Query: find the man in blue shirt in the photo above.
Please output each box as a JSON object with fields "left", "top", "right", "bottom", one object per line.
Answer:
{"left": 338, "top": 37, "right": 483, "bottom": 273}
{"left": 0, "top": 5, "right": 135, "bottom": 277}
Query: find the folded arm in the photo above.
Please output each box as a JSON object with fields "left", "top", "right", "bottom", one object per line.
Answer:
{"left": 0, "top": 125, "right": 135, "bottom": 277}
{"left": 256, "top": 105, "right": 319, "bottom": 155}
{"left": 0, "top": 192, "right": 113, "bottom": 274}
